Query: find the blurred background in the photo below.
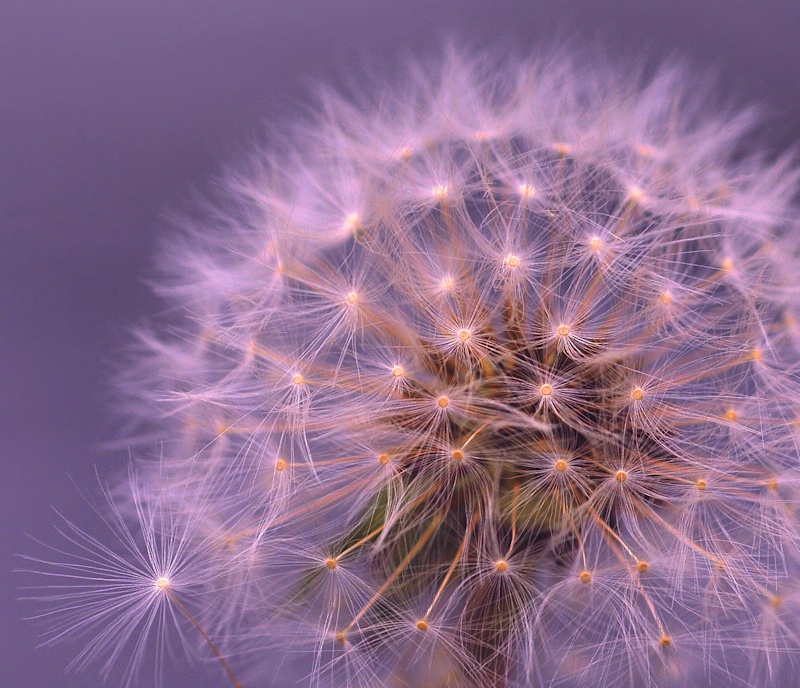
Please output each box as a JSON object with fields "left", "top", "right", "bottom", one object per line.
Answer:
{"left": 3, "top": 1, "right": 800, "bottom": 685}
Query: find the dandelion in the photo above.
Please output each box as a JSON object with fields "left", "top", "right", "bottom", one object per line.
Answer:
{"left": 22, "top": 46, "right": 800, "bottom": 687}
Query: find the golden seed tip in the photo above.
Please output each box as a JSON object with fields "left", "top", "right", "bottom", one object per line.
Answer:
{"left": 292, "top": 373, "right": 304, "bottom": 386}
{"left": 628, "top": 185, "right": 644, "bottom": 201}
{"left": 659, "top": 291, "right": 673, "bottom": 305}
{"left": 750, "top": 347, "right": 763, "bottom": 361}
{"left": 630, "top": 387, "right": 644, "bottom": 401}
{"left": 495, "top": 560, "right": 509, "bottom": 573}
{"left": 275, "top": 458, "right": 288, "bottom": 472}
{"left": 325, "top": 557, "right": 337, "bottom": 570}
{"left": 441, "top": 275, "right": 455, "bottom": 290}
{"left": 695, "top": 479, "right": 707, "bottom": 491}
{"left": 579, "top": 571, "right": 592, "bottom": 584}
{"left": 345, "top": 291, "right": 359, "bottom": 305}
{"left": 539, "top": 383, "right": 554, "bottom": 397}
{"left": 391, "top": 365, "right": 405, "bottom": 378}
{"left": 637, "top": 144, "right": 657, "bottom": 159}
{"left": 556, "top": 324, "right": 571, "bottom": 337}
{"left": 517, "top": 183, "right": 536, "bottom": 198}
{"left": 589, "top": 236, "right": 603, "bottom": 251}
{"left": 767, "top": 478, "right": 779, "bottom": 491}
{"left": 451, "top": 449, "right": 465, "bottom": 462}
{"left": 457, "top": 328, "right": 471, "bottom": 342}
{"left": 615, "top": 470, "right": 628, "bottom": 483}
{"left": 437, "top": 395, "right": 450, "bottom": 409}
{"left": 637, "top": 561, "right": 649, "bottom": 574}
{"left": 335, "top": 631, "right": 347, "bottom": 644}
{"left": 724, "top": 408, "right": 738, "bottom": 422}
{"left": 378, "top": 453, "right": 391, "bottom": 465}
{"left": 416, "top": 619, "right": 429, "bottom": 631}
{"left": 554, "top": 459, "right": 568, "bottom": 473}
{"left": 343, "top": 212, "right": 360, "bottom": 232}
{"left": 154, "top": 576, "right": 171, "bottom": 591}
{"left": 505, "top": 253, "right": 522, "bottom": 268}
{"left": 770, "top": 595, "right": 782, "bottom": 609}
{"left": 553, "top": 142, "right": 572, "bottom": 155}
{"left": 433, "top": 183, "right": 449, "bottom": 198}
{"left": 660, "top": 635, "right": 673, "bottom": 647}
{"left": 721, "top": 257, "right": 735, "bottom": 272}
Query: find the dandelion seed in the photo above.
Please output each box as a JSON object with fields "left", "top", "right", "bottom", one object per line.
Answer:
{"left": 19, "top": 470, "right": 242, "bottom": 688}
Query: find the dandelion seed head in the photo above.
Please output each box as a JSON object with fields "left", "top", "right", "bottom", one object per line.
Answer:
{"left": 23, "top": 44, "right": 800, "bottom": 688}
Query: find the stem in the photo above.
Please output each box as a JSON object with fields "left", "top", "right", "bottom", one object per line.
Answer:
{"left": 166, "top": 588, "right": 243, "bottom": 688}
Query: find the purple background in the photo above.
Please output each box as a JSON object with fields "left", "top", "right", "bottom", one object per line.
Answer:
{"left": 3, "top": 1, "right": 800, "bottom": 686}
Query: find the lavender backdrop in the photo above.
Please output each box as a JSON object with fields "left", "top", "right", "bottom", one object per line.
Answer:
{"left": 3, "top": 1, "right": 800, "bottom": 686}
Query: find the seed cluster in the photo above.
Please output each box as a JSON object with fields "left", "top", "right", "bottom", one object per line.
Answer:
{"left": 24, "top": 49, "right": 800, "bottom": 688}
